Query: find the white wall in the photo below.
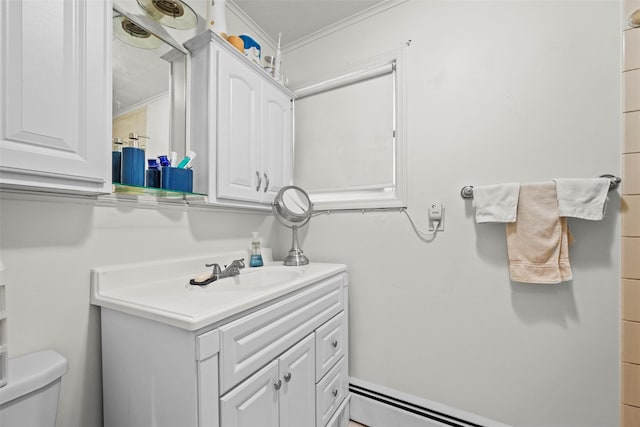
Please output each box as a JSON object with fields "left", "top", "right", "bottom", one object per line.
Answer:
{"left": 0, "top": 1, "right": 621, "bottom": 427}
{"left": 285, "top": 1, "right": 621, "bottom": 426}
{"left": 0, "top": 194, "right": 277, "bottom": 427}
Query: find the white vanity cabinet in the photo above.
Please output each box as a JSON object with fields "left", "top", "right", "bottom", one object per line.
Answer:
{"left": 0, "top": 0, "right": 111, "bottom": 194}
{"left": 220, "top": 333, "right": 316, "bottom": 427}
{"left": 186, "top": 31, "right": 293, "bottom": 208}
{"left": 93, "top": 260, "right": 349, "bottom": 427}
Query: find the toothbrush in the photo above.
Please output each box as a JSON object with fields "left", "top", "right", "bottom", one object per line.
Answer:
{"left": 177, "top": 151, "right": 197, "bottom": 169}
{"left": 274, "top": 32, "right": 282, "bottom": 82}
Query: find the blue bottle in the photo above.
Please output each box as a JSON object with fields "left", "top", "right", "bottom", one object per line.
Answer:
{"left": 111, "top": 138, "right": 123, "bottom": 183}
{"left": 250, "top": 232, "right": 264, "bottom": 267}
{"left": 121, "top": 133, "right": 145, "bottom": 186}
{"left": 146, "top": 159, "right": 161, "bottom": 188}
{"left": 121, "top": 146, "right": 145, "bottom": 186}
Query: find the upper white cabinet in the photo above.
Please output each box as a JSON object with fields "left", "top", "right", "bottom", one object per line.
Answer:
{"left": 186, "top": 31, "right": 293, "bottom": 208}
{"left": 0, "top": 0, "right": 111, "bottom": 194}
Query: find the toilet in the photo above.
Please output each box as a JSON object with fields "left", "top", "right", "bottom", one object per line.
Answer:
{"left": 0, "top": 350, "right": 68, "bottom": 427}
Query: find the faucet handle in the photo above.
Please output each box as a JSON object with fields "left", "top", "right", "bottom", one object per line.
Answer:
{"left": 205, "top": 263, "right": 222, "bottom": 275}
{"left": 232, "top": 258, "right": 245, "bottom": 269}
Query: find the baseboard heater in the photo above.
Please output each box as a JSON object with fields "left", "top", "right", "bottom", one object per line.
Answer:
{"left": 349, "top": 383, "right": 489, "bottom": 427}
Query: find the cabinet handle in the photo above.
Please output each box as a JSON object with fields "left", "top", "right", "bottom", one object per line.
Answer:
{"left": 332, "top": 340, "right": 339, "bottom": 348}
{"left": 274, "top": 379, "right": 282, "bottom": 390}
{"left": 332, "top": 389, "right": 339, "bottom": 397}
{"left": 255, "top": 171, "right": 262, "bottom": 192}
{"left": 263, "top": 172, "right": 269, "bottom": 193}
{"left": 284, "top": 372, "right": 292, "bottom": 382}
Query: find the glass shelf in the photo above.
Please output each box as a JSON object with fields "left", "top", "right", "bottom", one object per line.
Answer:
{"left": 113, "top": 183, "right": 205, "bottom": 198}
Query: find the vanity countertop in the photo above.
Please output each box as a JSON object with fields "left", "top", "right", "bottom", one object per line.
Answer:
{"left": 90, "top": 252, "right": 346, "bottom": 331}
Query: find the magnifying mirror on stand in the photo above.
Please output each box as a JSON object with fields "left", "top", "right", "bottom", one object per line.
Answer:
{"left": 272, "top": 186, "right": 313, "bottom": 266}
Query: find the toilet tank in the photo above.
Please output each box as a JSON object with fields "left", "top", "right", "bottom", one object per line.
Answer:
{"left": 0, "top": 350, "right": 68, "bottom": 427}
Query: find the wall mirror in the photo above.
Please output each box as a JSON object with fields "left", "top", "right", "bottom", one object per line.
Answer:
{"left": 292, "top": 47, "right": 407, "bottom": 211}
{"left": 112, "top": 6, "right": 188, "bottom": 164}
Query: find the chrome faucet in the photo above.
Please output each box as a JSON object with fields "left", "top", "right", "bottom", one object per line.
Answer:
{"left": 207, "top": 258, "right": 245, "bottom": 280}
{"left": 190, "top": 258, "right": 245, "bottom": 286}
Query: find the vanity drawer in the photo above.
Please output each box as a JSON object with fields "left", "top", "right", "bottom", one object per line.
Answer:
{"left": 316, "top": 356, "right": 348, "bottom": 427}
{"left": 219, "top": 273, "right": 345, "bottom": 393}
{"left": 325, "top": 395, "right": 350, "bottom": 427}
{"left": 315, "top": 311, "right": 346, "bottom": 380}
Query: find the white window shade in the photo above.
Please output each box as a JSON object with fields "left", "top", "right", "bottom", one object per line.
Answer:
{"left": 292, "top": 46, "right": 407, "bottom": 211}
{"left": 294, "top": 70, "right": 395, "bottom": 193}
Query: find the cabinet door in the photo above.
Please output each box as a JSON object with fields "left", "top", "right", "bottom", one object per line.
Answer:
{"left": 0, "top": 0, "right": 110, "bottom": 194}
{"left": 279, "top": 334, "right": 316, "bottom": 427}
{"left": 217, "top": 51, "right": 262, "bottom": 202}
{"left": 261, "top": 83, "right": 292, "bottom": 203}
{"left": 220, "top": 360, "right": 279, "bottom": 427}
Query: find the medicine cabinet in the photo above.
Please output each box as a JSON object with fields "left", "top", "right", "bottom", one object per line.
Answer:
{"left": 112, "top": 6, "right": 188, "bottom": 161}
{"left": 186, "top": 30, "right": 294, "bottom": 210}
{"left": 0, "top": 0, "right": 111, "bottom": 194}
{"left": 112, "top": 5, "right": 188, "bottom": 190}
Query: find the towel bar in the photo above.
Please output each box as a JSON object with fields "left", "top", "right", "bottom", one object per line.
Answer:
{"left": 460, "top": 174, "right": 621, "bottom": 199}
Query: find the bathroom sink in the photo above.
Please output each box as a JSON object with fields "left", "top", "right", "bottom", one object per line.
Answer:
{"left": 91, "top": 252, "right": 347, "bottom": 330}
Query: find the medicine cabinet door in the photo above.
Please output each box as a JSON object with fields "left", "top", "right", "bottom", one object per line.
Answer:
{"left": 217, "top": 49, "right": 262, "bottom": 203}
{"left": 0, "top": 0, "right": 111, "bottom": 194}
{"left": 261, "top": 83, "right": 292, "bottom": 204}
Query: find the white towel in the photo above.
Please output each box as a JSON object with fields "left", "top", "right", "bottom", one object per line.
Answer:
{"left": 473, "top": 183, "right": 520, "bottom": 223}
{"left": 553, "top": 178, "right": 610, "bottom": 220}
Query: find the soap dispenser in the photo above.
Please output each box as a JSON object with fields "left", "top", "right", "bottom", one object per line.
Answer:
{"left": 112, "top": 137, "right": 124, "bottom": 183}
{"left": 121, "top": 132, "right": 145, "bottom": 186}
{"left": 250, "top": 232, "right": 264, "bottom": 267}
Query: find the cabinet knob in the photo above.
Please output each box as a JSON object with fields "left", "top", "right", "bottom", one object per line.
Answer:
{"left": 332, "top": 389, "right": 339, "bottom": 397}
{"left": 283, "top": 372, "right": 292, "bottom": 382}
{"left": 255, "top": 171, "right": 262, "bottom": 192}
{"left": 331, "top": 340, "right": 339, "bottom": 348}
{"left": 274, "top": 379, "right": 282, "bottom": 390}
{"left": 263, "top": 172, "right": 269, "bottom": 193}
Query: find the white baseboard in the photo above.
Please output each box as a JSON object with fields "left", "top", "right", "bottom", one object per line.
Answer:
{"left": 348, "top": 378, "right": 512, "bottom": 427}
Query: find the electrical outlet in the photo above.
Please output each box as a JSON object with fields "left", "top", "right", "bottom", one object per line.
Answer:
{"left": 428, "top": 202, "right": 444, "bottom": 231}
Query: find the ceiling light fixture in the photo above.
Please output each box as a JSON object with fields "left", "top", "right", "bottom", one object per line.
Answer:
{"left": 136, "top": 0, "right": 198, "bottom": 30}
{"left": 113, "top": 15, "right": 163, "bottom": 49}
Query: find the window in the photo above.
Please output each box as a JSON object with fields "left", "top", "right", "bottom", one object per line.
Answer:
{"left": 292, "top": 47, "right": 407, "bottom": 211}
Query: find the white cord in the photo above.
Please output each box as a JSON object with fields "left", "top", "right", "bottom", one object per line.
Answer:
{"left": 401, "top": 208, "right": 439, "bottom": 236}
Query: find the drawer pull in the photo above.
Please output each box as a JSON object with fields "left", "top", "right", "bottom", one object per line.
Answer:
{"left": 332, "top": 388, "right": 339, "bottom": 397}
{"left": 274, "top": 379, "right": 282, "bottom": 390}
{"left": 331, "top": 340, "right": 339, "bottom": 348}
{"left": 283, "top": 372, "right": 292, "bottom": 382}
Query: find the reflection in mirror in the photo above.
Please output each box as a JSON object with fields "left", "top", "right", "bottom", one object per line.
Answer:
{"left": 282, "top": 189, "right": 311, "bottom": 217}
{"left": 135, "top": 0, "right": 198, "bottom": 30}
{"left": 272, "top": 186, "right": 313, "bottom": 266}
{"left": 112, "top": 8, "right": 187, "bottom": 168}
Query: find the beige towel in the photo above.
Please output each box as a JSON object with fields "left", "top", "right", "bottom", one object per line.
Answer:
{"left": 506, "top": 182, "right": 573, "bottom": 284}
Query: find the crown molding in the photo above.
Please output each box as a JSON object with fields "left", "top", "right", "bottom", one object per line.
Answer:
{"left": 226, "top": 0, "right": 277, "bottom": 52}
{"left": 283, "top": 0, "right": 408, "bottom": 53}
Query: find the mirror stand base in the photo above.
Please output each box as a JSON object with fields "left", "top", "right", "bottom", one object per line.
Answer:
{"left": 283, "top": 249, "right": 309, "bottom": 266}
